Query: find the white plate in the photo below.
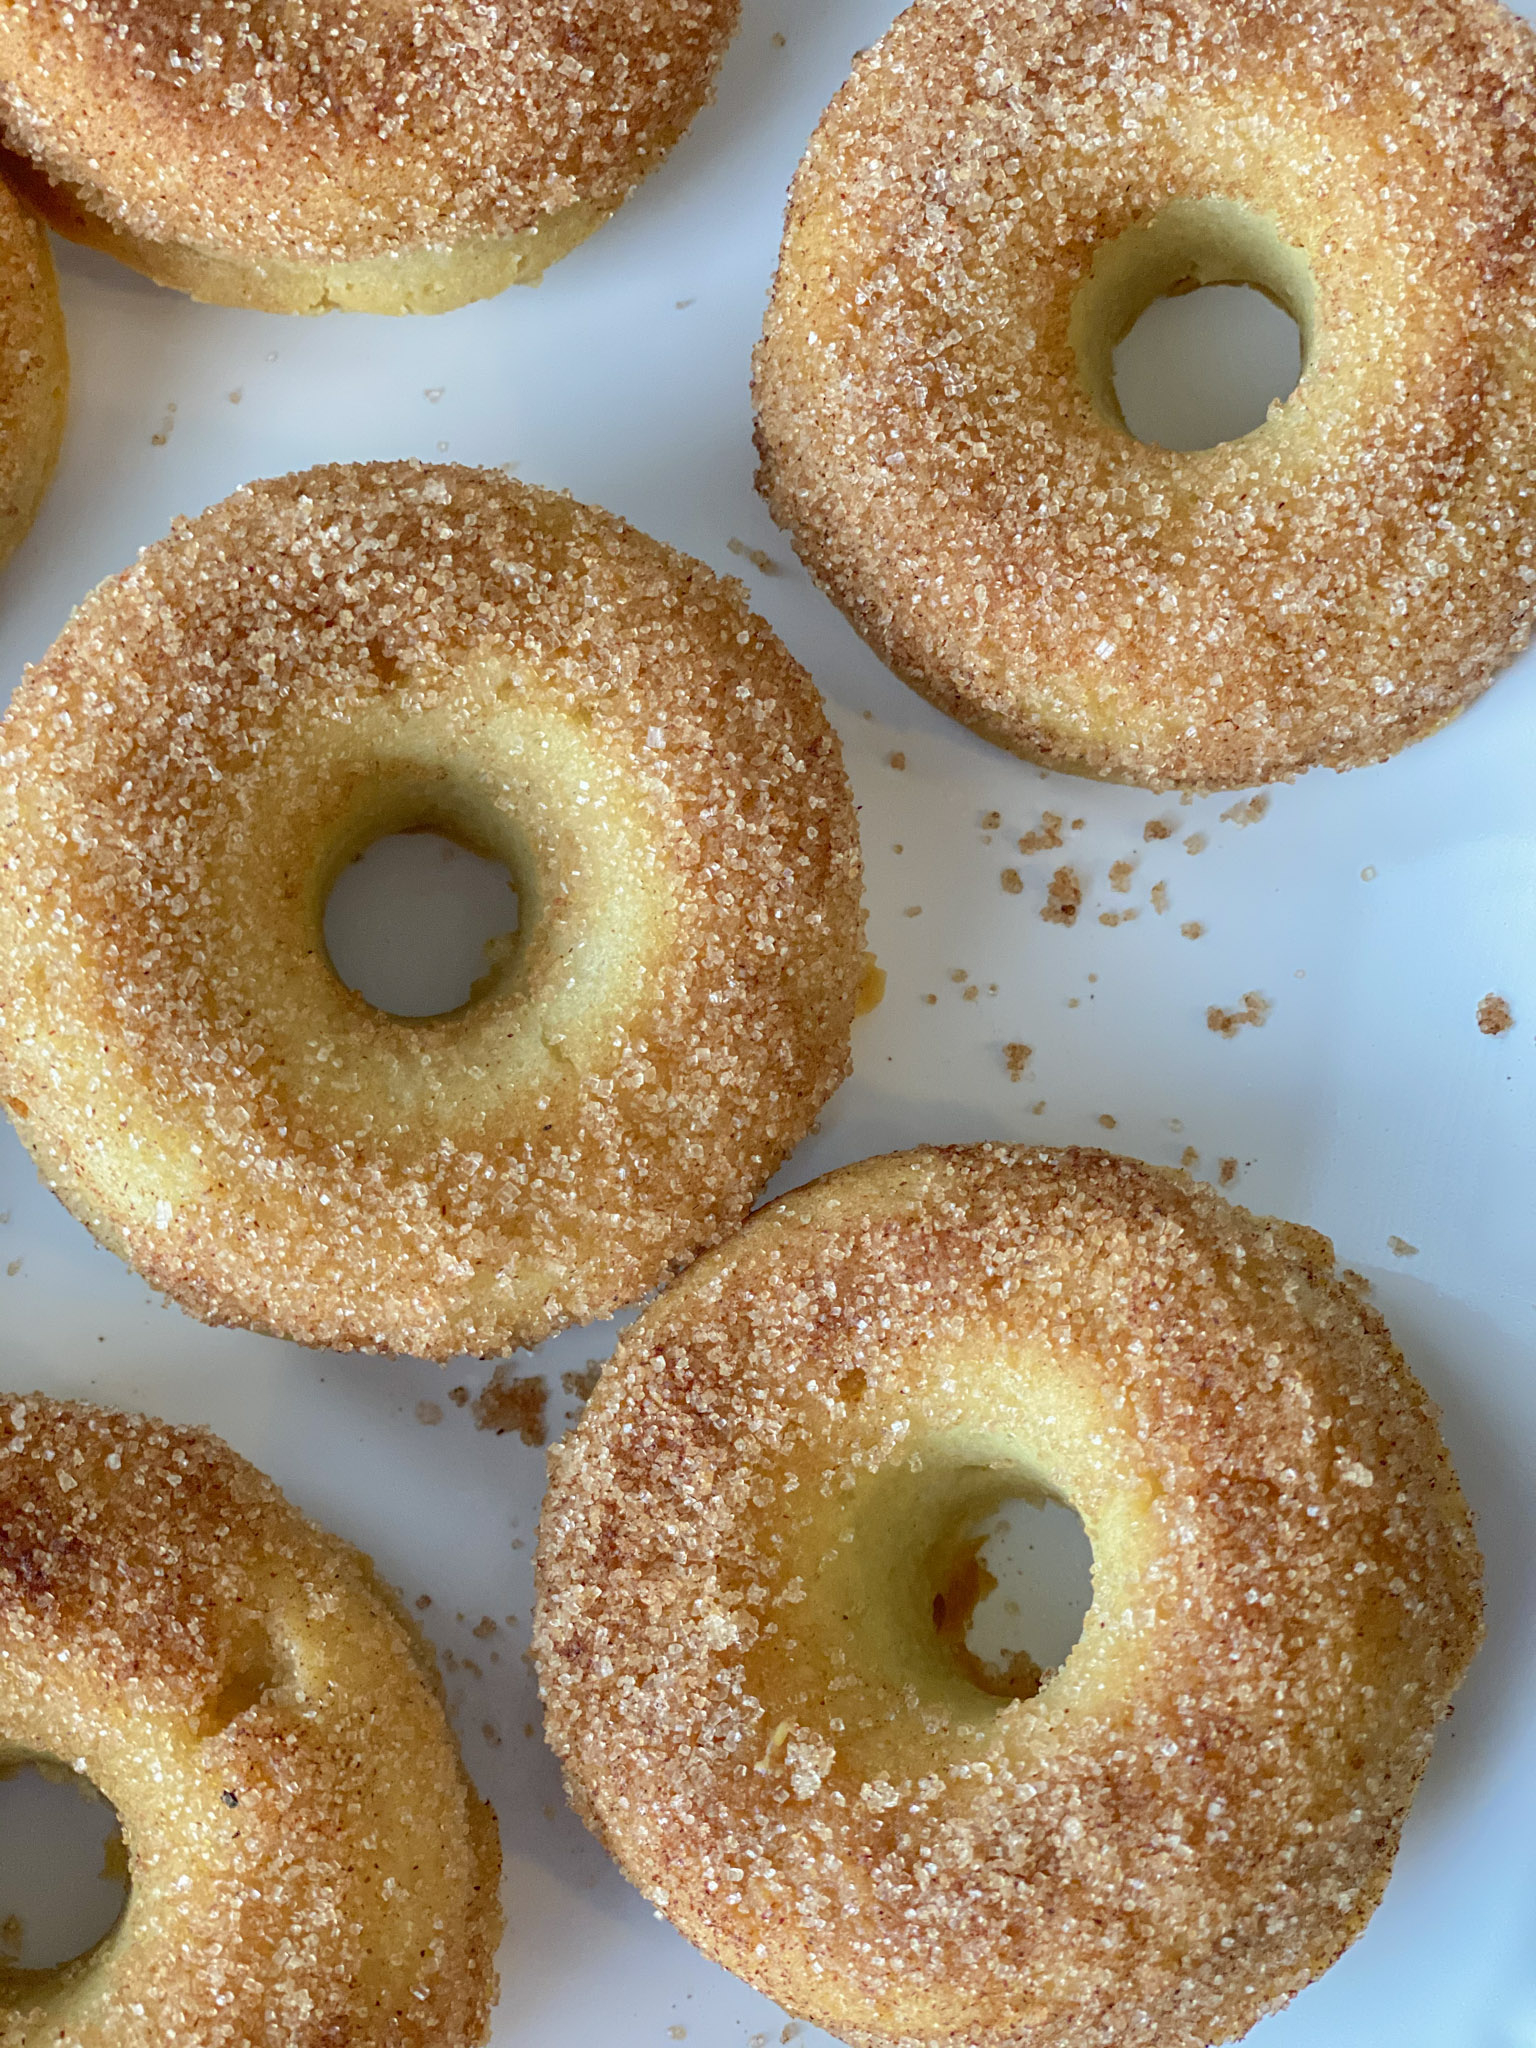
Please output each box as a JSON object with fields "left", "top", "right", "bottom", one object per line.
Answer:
{"left": 3, "top": 4, "right": 1535, "bottom": 2043}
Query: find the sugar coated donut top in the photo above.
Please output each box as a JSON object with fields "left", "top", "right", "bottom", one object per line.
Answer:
{"left": 0, "top": 462, "right": 863, "bottom": 1358}
{"left": 755, "top": 0, "right": 1536, "bottom": 789}
{"left": 0, "top": 1393, "right": 500, "bottom": 2047}
{"left": 0, "top": 0, "right": 737, "bottom": 266}
{"left": 0, "top": 174, "right": 65, "bottom": 568}
{"left": 536, "top": 1146, "right": 1483, "bottom": 2048}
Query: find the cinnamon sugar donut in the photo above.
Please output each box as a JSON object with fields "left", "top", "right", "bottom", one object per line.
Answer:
{"left": 754, "top": 0, "right": 1536, "bottom": 790}
{"left": 0, "top": 1393, "right": 500, "bottom": 2047}
{"left": 0, "top": 0, "right": 738, "bottom": 314}
{"left": 0, "top": 173, "right": 65, "bottom": 570}
{"left": 535, "top": 1146, "right": 1483, "bottom": 2048}
{"left": 0, "top": 462, "right": 862, "bottom": 1358}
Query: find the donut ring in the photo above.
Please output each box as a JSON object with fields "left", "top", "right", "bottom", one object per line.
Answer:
{"left": 754, "top": 0, "right": 1536, "bottom": 790}
{"left": 0, "top": 0, "right": 738, "bottom": 313}
{"left": 535, "top": 1146, "right": 1483, "bottom": 2048}
{"left": 0, "top": 1394, "right": 500, "bottom": 2046}
{"left": 0, "top": 462, "right": 863, "bottom": 1359}
{"left": 0, "top": 175, "right": 65, "bottom": 571}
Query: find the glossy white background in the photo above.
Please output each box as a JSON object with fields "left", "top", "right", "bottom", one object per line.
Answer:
{"left": 1, "top": 3, "right": 1534, "bottom": 2043}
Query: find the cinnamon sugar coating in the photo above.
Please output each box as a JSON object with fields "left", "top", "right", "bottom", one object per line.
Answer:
{"left": 0, "top": 174, "right": 65, "bottom": 567}
{"left": 535, "top": 1146, "right": 1483, "bottom": 2048}
{"left": 755, "top": 0, "right": 1536, "bottom": 790}
{"left": 0, "top": 1393, "right": 501, "bottom": 2047}
{"left": 0, "top": 462, "right": 863, "bottom": 1358}
{"left": 0, "top": 0, "right": 737, "bottom": 311}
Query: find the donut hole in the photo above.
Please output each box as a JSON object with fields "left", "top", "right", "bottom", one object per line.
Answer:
{"left": 931, "top": 1495, "right": 1094, "bottom": 1703}
{"left": 323, "top": 828, "right": 521, "bottom": 1020}
{"left": 0, "top": 1758, "right": 127, "bottom": 1986}
{"left": 1071, "top": 198, "right": 1312, "bottom": 451}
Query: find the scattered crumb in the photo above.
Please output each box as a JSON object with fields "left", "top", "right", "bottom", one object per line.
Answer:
{"left": 903, "top": 905, "right": 923, "bottom": 917}
{"left": 1168, "top": 1118, "right": 1184, "bottom": 1133}
{"left": 5, "top": 1258, "right": 19, "bottom": 1277}
{"left": 1220, "top": 795, "right": 1270, "bottom": 827}
{"left": 228, "top": 388, "right": 243, "bottom": 405}
{"left": 472, "top": 1367, "right": 549, "bottom": 1446}
{"left": 473, "top": 1616, "right": 497, "bottom": 1640}
{"left": 1041, "top": 866, "right": 1082, "bottom": 926}
{"left": 1477, "top": 993, "right": 1514, "bottom": 1036}
{"left": 1071, "top": 817, "right": 1086, "bottom": 831}
{"left": 562, "top": 1362, "right": 603, "bottom": 1404}
{"left": 1004, "top": 1043, "right": 1033, "bottom": 1082}
{"left": 0, "top": 1915, "right": 22, "bottom": 1959}
{"left": 980, "top": 809, "right": 1001, "bottom": 830}
{"left": 1150, "top": 881, "right": 1170, "bottom": 914}
{"left": 855, "top": 955, "right": 886, "bottom": 1016}
{"left": 727, "top": 537, "right": 778, "bottom": 575}
{"left": 1000, "top": 867, "right": 1024, "bottom": 895}
{"left": 669, "top": 2031, "right": 688, "bottom": 2043}
{"left": 448, "top": 1385, "right": 470, "bottom": 1408}
{"left": 922, "top": 992, "right": 938, "bottom": 1005}
{"left": 1067, "top": 997, "right": 1080, "bottom": 1009}
{"left": 1388, "top": 1236, "right": 1420, "bottom": 1258}
{"left": 1219, "top": 1157, "right": 1239, "bottom": 1186}
{"left": 150, "top": 400, "right": 177, "bottom": 446}
{"left": 1181, "top": 921, "right": 1206, "bottom": 940}
{"left": 1360, "top": 865, "right": 1378, "bottom": 882}
{"left": 888, "top": 750, "right": 906, "bottom": 771}
{"left": 1109, "top": 858, "right": 1136, "bottom": 893}
{"left": 1031, "top": 1100, "right": 1046, "bottom": 1115}
{"left": 782, "top": 2029, "right": 803, "bottom": 2044}
{"left": 1207, "top": 991, "right": 1272, "bottom": 1037}
{"left": 949, "top": 968, "right": 968, "bottom": 983}
{"left": 415, "top": 1399, "right": 443, "bottom": 1427}
{"left": 771, "top": 28, "right": 786, "bottom": 45}
{"left": 1099, "top": 911, "right": 1122, "bottom": 927}
{"left": 482, "top": 1722, "right": 503, "bottom": 1748}
{"left": 1098, "top": 1114, "right": 1117, "bottom": 1130}
{"left": 962, "top": 985, "right": 979, "bottom": 1002}
{"left": 675, "top": 297, "right": 696, "bottom": 310}
{"left": 416, "top": 1593, "right": 432, "bottom": 1609}
{"left": 1184, "top": 833, "right": 1208, "bottom": 856}
{"left": 1144, "top": 818, "right": 1175, "bottom": 841}
{"left": 1018, "top": 813, "right": 1064, "bottom": 854}
{"left": 1180, "top": 791, "right": 1195, "bottom": 806}
{"left": 893, "top": 842, "right": 903, "bottom": 854}
{"left": 1181, "top": 1146, "right": 1200, "bottom": 1169}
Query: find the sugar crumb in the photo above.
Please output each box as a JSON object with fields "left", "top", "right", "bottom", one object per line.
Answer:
{"left": 472, "top": 1367, "right": 549, "bottom": 1445}
{"left": 1004, "top": 1043, "right": 1033, "bottom": 1081}
{"left": 1388, "top": 1236, "right": 1420, "bottom": 1259}
{"left": 415, "top": 1400, "right": 443, "bottom": 1426}
{"left": 1207, "top": 991, "right": 1271, "bottom": 1037}
{"left": 1477, "top": 993, "right": 1514, "bottom": 1036}
{"left": 1001, "top": 867, "right": 1024, "bottom": 894}
{"left": 1220, "top": 796, "right": 1270, "bottom": 827}
{"left": 1181, "top": 921, "right": 1206, "bottom": 940}
{"left": 1041, "top": 867, "right": 1082, "bottom": 926}
{"left": 1018, "top": 812, "right": 1064, "bottom": 854}
{"left": 727, "top": 537, "right": 778, "bottom": 575}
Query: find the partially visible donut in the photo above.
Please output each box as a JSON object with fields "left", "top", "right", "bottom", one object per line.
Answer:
{"left": 0, "top": 173, "right": 64, "bottom": 570}
{"left": 535, "top": 1145, "right": 1483, "bottom": 2048}
{"left": 0, "top": 462, "right": 863, "bottom": 1359}
{"left": 0, "top": 1393, "right": 501, "bottom": 2048}
{"left": 754, "top": 0, "right": 1536, "bottom": 789}
{"left": 0, "top": 0, "right": 738, "bottom": 313}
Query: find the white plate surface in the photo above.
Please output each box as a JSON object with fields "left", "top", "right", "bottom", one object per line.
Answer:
{"left": 3, "top": 5, "right": 1535, "bottom": 2044}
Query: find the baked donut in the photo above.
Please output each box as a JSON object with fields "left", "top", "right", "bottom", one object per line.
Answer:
{"left": 0, "top": 173, "right": 65, "bottom": 572}
{"left": 754, "top": 0, "right": 1536, "bottom": 790}
{"left": 0, "top": 462, "right": 862, "bottom": 1359}
{"left": 0, "top": 1393, "right": 501, "bottom": 2046}
{"left": 535, "top": 1146, "right": 1483, "bottom": 2048}
{"left": 0, "top": 0, "right": 738, "bottom": 314}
